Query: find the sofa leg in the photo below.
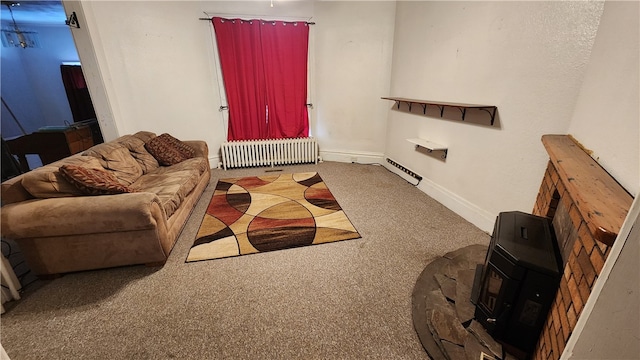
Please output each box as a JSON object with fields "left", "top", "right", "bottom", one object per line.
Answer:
{"left": 145, "top": 261, "right": 166, "bottom": 268}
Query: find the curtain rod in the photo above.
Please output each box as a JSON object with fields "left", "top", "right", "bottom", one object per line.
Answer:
{"left": 199, "top": 17, "right": 315, "bottom": 25}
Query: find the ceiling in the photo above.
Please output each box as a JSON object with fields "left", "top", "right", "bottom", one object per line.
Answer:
{"left": 1, "top": 1, "right": 67, "bottom": 26}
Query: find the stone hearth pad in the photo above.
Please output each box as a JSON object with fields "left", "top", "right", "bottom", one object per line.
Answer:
{"left": 412, "top": 244, "right": 518, "bottom": 360}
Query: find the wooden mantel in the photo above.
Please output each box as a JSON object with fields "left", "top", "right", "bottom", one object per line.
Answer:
{"left": 542, "top": 135, "right": 633, "bottom": 246}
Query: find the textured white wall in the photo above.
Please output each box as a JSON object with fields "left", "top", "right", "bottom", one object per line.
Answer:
{"left": 314, "top": 1, "right": 395, "bottom": 163}
{"left": 567, "top": 1, "right": 639, "bottom": 196}
{"left": 75, "top": 1, "right": 226, "bottom": 153}
{"left": 70, "top": 1, "right": 395, "bottom": 167}
{"left": 385, "top": 1, "right": 604, "bottom": 231}
{"left": 67, "top": 0, "right": 635, "bottom": 232}
{"left": 564, "top": 2, "right": 640, "bottom": 358}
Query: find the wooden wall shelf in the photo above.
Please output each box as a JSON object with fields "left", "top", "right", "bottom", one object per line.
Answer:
{"left": 542, "top": 135, "right": 633, "bottom": 246}
{"left": 382, "top": 97, "right": 497, "bottom": 125}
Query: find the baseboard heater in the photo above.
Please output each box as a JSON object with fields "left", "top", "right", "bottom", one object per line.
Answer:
{"left": 386, "top": 158, "right": 423, "bottom": 181}
{"left": 221, "top": 137, "right": 318, "bottom": 170}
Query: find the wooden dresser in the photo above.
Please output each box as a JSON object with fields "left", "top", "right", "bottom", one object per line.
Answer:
{"left": 6, "top": 125, "right": 94, "bottom": 172}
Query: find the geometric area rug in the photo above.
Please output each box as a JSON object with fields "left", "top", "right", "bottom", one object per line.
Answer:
{"left": 186, "top": 172, "right": 361, "bottom": 262}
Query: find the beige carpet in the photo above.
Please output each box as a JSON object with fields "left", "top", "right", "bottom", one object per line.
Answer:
{"left": 1, "top": 162, "right": 490, "bottom": 360}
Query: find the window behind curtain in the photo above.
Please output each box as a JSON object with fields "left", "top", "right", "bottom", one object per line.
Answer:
{"left": 212, "top": 17, "right": 309, "bottom": 141}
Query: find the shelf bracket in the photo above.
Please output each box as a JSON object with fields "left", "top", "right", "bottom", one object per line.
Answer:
{"left": 419, "top": 146, "right": 447, "bottom": 159}
{"left": 479, "top": 107, "right": 497, "bottom": 125}
{"left": 457, "top": 107, "right": 467, "bottom": 121}
{"left": 408, "top": 138, "right": 448, "bottom": 160}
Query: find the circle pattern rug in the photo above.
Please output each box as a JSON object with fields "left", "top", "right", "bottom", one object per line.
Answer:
{"left": 186, "top": 172, "right": 361, "bottom": 262}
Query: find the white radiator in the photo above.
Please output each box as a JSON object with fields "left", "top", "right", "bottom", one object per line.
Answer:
{"left": 220, "top": 137, "right": 318, "bottom": 170}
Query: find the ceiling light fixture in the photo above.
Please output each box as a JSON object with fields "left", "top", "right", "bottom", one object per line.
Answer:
{"left": 1, "top": 1, "right": 37, "bottom": 49}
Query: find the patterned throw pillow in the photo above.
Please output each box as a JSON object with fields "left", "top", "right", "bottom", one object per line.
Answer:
{"left": 59, "top": 165, "right": 134, "bottom": 195}
{"left": 159, "top": 133, "right": 196, "bottom": 159}
{"left": 144, "top": 133, "right": 195, "bottom": 166}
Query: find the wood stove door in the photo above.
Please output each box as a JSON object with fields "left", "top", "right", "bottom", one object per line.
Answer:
{"left": 476, "top": 263, "right": 516, "bottom": 335}
{"left": 502, "top": 270, "right": 560, "bottom": 352}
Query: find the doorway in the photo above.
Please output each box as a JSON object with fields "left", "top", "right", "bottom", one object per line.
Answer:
{"left": 0, "top": 0, "right": 102, "bottom": 179}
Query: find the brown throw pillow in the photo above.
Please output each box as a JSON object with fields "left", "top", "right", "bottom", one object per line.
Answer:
{"left": 144, "top": 133, "right": 195, "bottom": 166}
{"left": 59, "top": 164, "right": 134, "bottom": 195}
{"left": 159, "top": 133, "right": 196, "bottom": 159}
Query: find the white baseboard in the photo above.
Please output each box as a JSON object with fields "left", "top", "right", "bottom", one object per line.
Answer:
{"left": 213, "top": 148, "right": 494, "bottom": 232}
{"left": 319, "top": 149, "right": 385, "bottom": 164}
{"left": 209, "top": 156, "right": 220, "bottom": 169}
{"left": 416, "top": 177, "right": 495, "bottom": 233}
{"left": 381, "top": 160, "right": 495, "bottom": 233}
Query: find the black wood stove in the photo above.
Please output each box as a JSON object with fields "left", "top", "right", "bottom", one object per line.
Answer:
{"left": 472, "top": 211, "right": 563, "bottom": 355}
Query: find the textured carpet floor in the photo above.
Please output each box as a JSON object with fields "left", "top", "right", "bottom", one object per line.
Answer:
{"left": 187, "top": 172, "right": 360, "bottom": 262}
{"left": 1, "top": 162, "right": 490, "bottom": 359}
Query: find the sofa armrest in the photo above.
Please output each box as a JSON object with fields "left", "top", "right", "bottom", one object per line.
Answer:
{"left": 184, "top": 140, "right": 208, "bottom": 159}
{"left": 1, "top": 192, "right": 165, "bottom": 239}
{"left": 1, "top": 174, "right": 33, "bottom": 205}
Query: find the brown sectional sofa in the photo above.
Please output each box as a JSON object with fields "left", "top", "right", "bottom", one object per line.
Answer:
{"left": 0, "top": 131, "right": 211, "bottom": 275}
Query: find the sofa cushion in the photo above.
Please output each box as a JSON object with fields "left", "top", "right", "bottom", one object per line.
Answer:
{"left": 21, "top": 156, "right": 105, "bottom": 198}
{"left": 83, "top": 142, "right": 143, "bottom": 185}
{"left": 150, "top": 157, "right": 209, "bottom": 177}
{"left": 130, "top": 169, "right": 200, "bottom": 217}
{"left": 144, "top": 133, "right": 195, "bottom": 166}
{"left": 59, "top": 165, "right": 135, "bottom": 195}
{"left": 115, "top": 134, "right": 160, "bottom": 174}
{"left": 131, "top": 131, "right": 157, "bottom": 144}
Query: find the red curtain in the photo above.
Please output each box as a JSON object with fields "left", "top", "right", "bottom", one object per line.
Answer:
{"left": 262, "top": 21, "right": 309, "bottom": 138}
{"left": 60, "top": 65, "right": 97, "bottom": 123}
{"left": 212, "top": 18, "right": 309, "bottom": 141}
{"left": 212, "top": 18, "right": 268, "bottom": 140}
